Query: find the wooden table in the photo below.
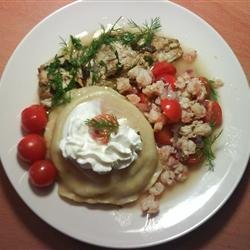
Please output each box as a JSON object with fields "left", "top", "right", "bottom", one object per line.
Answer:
{"left": 0, "top": 1, "right": 249, "bottom": 249}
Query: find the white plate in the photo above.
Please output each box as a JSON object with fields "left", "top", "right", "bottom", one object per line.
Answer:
{"left": 0, "top": 0, "right": 250, "bottom": 248}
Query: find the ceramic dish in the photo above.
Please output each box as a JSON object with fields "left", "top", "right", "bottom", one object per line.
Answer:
{"left": 0, "top": 1, "right": 250, "bottom": 248}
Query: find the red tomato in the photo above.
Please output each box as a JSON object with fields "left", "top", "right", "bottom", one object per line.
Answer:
{"left": 21, "top": 105, "right": 48, "bottom": 133}
{"left": 138, "top": 93, "right": 149, "bottom": 105}
{"left": 151, "top": 61, "right": 176, "bottom": 78}
{"left": 204, "top": 100, "right": 222, "bottom": 127}
{"left": 17, "top": 134, "right": 46, "bottom": 163}
{"left": 154, "top": 126, "right": 173, "bottom": 146}
{"left": 160, "top": 99, "right": 182, "bottom": 123}
{"left": 29, "top": 160, "right": 57, "bottom": 187}
{"left": 160, "top": 74, "right": 176, "bottom": 90}
{"left": 185, "top": 153, "right": 204, "bottom": 166}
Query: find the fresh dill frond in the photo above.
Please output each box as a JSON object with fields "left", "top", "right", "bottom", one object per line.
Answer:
{"left": 208, "top": 80, "right": 219, "bottom": 100}
{"left": 85, "top": 114, "right": 119, "bottom": 134}
{"left": 144, "top": 17, "right": 161, "bottom": 32}
{"left": 128, "top": 18, "right": 143, "bottom": 32}
{"left": 142, "top": 17, "right": 161, "bottom": 46}
{"left": 59, "top": 36, "right": 68, "bottom": 48}
{"left": 70, "top": 35, "right": 83, "bottom": 50}
{"left": 110, "top": 16, "right": 123, "bottom": 31}
{"left": 202, "top": 129, "right": 223, "bottom": 170}
{"left": 127, "top": 17, "right": 161, "bottom": 48}
{"left": 119, "top": 32, "right": 137, "bottom": 45}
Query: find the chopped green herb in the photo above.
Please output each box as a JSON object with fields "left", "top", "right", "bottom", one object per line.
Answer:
{"left": 46, "top": 55, "right": 77, "bottom": 106}
{"left": 70, "top": 35, "right": 83, "bottom": 50}
{"left": 144, "top": 55, "right": 154, "bottom": 66}
{"left": 208, "top": 80, "right": 219, "bottom": 100}
{"left": 119, "top": 32, "right": 137, "bottom": 45}
{"left": 202, "top": 129, "right": 223, "bottom": 170}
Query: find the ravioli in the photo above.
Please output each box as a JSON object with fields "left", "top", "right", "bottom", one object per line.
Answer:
{"left": 45, "top": 86, "right": 161, "bottom": 205}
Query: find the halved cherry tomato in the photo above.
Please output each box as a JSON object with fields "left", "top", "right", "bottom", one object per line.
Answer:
{"left": 17, "top": 134, "right": 46, "bottom": 163}
{"left": 185, "top": 152, "right": 204, "bottom": 166}
{"left": 154, "top": 126, "right": 173, "bottom": 146}
{"left": 160, "top": 74, "right": 176, "bottom": 90}
{"left": 21, "top": 104, "right": 48, "bottom": 133}
{"left": 29, "top": 160, "right": 57, "bottom": 187}
{"left": 204, "top": 100, "right": 222, "bottom": 127}
{"left": 151, "top": 61, "right": 176, "bottom": 78}
{"left": 160, "top": 99, "right": 182, "bottom": 123}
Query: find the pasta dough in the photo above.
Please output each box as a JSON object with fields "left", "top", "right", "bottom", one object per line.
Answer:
{"left": 45, "top": 86, "right": 161, "bottom": 205}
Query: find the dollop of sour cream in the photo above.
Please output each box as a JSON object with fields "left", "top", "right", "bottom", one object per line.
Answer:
{"left": 59, "top": 100, "right": 142, "bottom": 174}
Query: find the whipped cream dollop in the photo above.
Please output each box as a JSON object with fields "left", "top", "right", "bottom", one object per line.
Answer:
{"left": 59, "top": 100, "right": 142, "bottom": 174}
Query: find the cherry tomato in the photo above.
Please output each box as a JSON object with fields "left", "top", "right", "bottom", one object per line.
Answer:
{"left": 154, "top": 126, "right": 173, "bottom": 146}
{"left": 160, "top": 74, "right": 176, "bottom": 90}
{"left": 29, "top": 160, "right": 57, "bottom": 187}
{"left": 204, "top": 100, "right": 222, "bottom": 127}
{"left": 185, "top": 153, "right": 204, "bottom": 166}
{"left": 17, "top": 134, "right": 46, "bottom": 163}
{"left": 151, "top": 61, "right": 176, "bottom": 78}
{"left": 21, "top": 104, "right": 48, "bottom": 133}
{"left": 160, "top": 99, "right": 182, "bottom": 123}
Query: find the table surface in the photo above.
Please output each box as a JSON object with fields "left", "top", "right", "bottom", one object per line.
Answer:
{"left": 0, "top": 1, "right": 249, "bottom": 250}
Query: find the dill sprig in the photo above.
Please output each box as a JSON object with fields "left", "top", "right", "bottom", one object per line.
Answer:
{"left": 127, "top": 17, "right": 161, "bottom": 47}
{"left": 208, "top": 80, "right": 219, "bottom": 100}
{"left": 78, "top": 18, "right": 121, "bottom": 66}
{"left": 85, "top": 114, "right": 119, "bottom": 135}
{"left": 202, "top": 129, "right": 223, "bottom": 170}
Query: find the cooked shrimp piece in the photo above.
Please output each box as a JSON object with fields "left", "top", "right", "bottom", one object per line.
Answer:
{"left": 193, "top": 122, "right": 212, "bottom": 136}
{"left": 149, "top": 182, "right": 165, "bottom": 196}
{"left": 147, "top": 104, "right": 162, "bottom": 123}
{"left": 177, "top": 137, "right": 196, "bottom": 156}
{"left": 181, "top": 110, "right": 194, "bottom": 123}
{"left": 142, "top": 81, "right": 165, "bottom": 97}
{"left": 160, "top": 169, "right": 176, "bottom": 186}
{"left": 140, "top": 194, "right": 159, "bottom": 214}
{"left": 167, "top": 156, "right": 179, "bottom": 168}
{"left": 128, "top": 66, "right": 152, "bottom": 88}
{"left": 213, "top": 79, "right": 224, "bottom": 88}
{"left": 182, "top": 50, "right": 197, "bottom": 63}
{"left": 158, "top": 145, "right": 176, "bottom": 165}
{"left": 172, "top": 163, "right": 188, "bottom": 182}
{"left": 116, "top": 77, "right": 132, "bottom": 94}
{"left": 191, "top": 103, "right": 206, "bottom": 119}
